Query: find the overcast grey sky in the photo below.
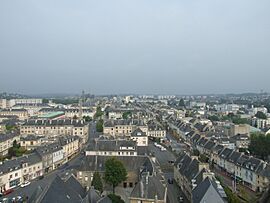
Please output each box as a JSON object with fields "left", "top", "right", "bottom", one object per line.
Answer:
{"left": 0, "top": 0, "right": 269, "bottom": 95}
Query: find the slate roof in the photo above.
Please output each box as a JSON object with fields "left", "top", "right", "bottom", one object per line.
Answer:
{"left": 212, "top": 144, "right": 224, "bottom": 154}
{"left": 218, "top": 148, "right": 233, "bottom": 159}
{"left": 20, "top": 134, "right": 44, "bottom": 141}
{"left": 204, "top": 140, "right": 216, "bottom": 151}
{"left": 131, "top": 128, "right": 147, "bottom": 137}
{"left": 0, "top": 132, "right": 19, "bottom": 142}
{"left": 130, "top": 173, "right": 166, "bottom": 201}
{"left": 87, "top": 139, "right": 136, "bottom": 152}
{"left": 36, "top": 176, "right": 85, "bottom": 203}
{"left": 0, "top": 153, "right": 41, "bottom": 175}
{"left": 226, "top": 151, "right": 242, "bottom": 163}
{"left": 192, "top": 177, "right": 225, "bottom": 203}
{"left": 191, "top": 134, "right": 201, "bottom": 144}
{"left": 65, "top": 175, "right": 86, "bottom": 198}
{"left": 78, "top": 155, "right": 153, "bottom": 174}
{"left": 103, "top": 119, "right": 145, "bottom": 127}
{"left": 35, "top": 142, "right": 63, "bottom": 156}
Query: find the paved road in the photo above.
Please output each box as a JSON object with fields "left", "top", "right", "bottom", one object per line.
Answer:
{"left": 149, "top": 141, "right": 187, "bottom": 203}
{"left": 1, "top": 121, "right": 97, "bottom": 202}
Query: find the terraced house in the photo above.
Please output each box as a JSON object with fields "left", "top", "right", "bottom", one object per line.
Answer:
{"left": 174, "top": 152, "right": 227, "bottom": 202}
{"left": 20, "top": 119, "right": 89, "bottom": 143}
{"left": 103, "top": 119, "right": 148, "bottom": 137}
{"left": 0, "top": 109, "right": 29, "bottom": 121}
{"left": 0, "top": 133, "right": 20, "bottom": 156}
{"left": 0, "top": 153, "right": 42, "bottom": 192}
{"left": 189, "top": 133, "right": 270, "bottom": 192}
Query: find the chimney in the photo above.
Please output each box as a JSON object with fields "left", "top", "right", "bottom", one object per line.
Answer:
{"left": 202, "top": 172, "right": 215, "bottom": 180}
{"left": 199, "top": 163, "right": 209, "bottom": 171}
{"left": 140, "top": 180, "right": 144, "bottom": 198}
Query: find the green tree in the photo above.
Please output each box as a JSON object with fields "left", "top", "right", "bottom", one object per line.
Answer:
{"left": 91, "top": 172, "right": 103, "bottom": 193}
{"left": 108, "top": 194, "right": 125, "bottom": 203}
{"left": 224, "top": 186, "right": 241, "bottom": 203}
{"left": 208, "top": 115, "right": 220, "bottom": 122}
{"left": 96, "top": 119, "right": 104, "bottom": 132}
{"left": 248, "top": 133, "right": 270, "bottom": 160}
{"left": 5, "top": 124, "right": 16, "bottom": 131}
{"left": 94, "top": 106, "right": 103, "bottom": 119}
{"left": 122, "top": 111, "right": 131, "bottom": 119}
{"left": 83, "top": 116, "right": 92, "bottom": 122}
{"left": 179, "top": 99, "right": 185, "bottom": 108}
{"left": 255, "top": 111, "right": 267, "bottom": 119}
{"left": 42, "top": 98, "right": 49, "bottom": 104}
{"left": 104, "top": 157, "right": 127, "bottom": 194}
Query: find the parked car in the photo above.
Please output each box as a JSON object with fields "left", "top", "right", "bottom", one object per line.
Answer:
{"left": 12, "top": 196, "right": 23, "bottom": 203}
{"left": 178, "top": 196, "right": 184, "bottom": 202}
{"left": 20, "top": 181, "right": 31, "bottom": 188}
{"left": 38, "top": 175, "right": 44, "bottom": 180}
{"left": 3, "top": 189, "right": 14, "bottom": 196}
{"left": 0, "top": 197, "right": 9, "bottom": 203}
{"left": 167, "top": 178, "right": 173, "bottom": 184}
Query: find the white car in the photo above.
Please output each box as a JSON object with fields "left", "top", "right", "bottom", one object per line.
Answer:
{"left": 20, "top": 181, "right": 31, "bottom": 188}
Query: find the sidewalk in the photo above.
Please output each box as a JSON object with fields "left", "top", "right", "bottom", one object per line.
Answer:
{"left": 213, "top": 167, "right": 259, "bottom": 202}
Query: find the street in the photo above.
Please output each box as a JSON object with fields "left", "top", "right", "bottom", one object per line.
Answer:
{"left": 149, "top": 138, "right": 188, "bottom": 203}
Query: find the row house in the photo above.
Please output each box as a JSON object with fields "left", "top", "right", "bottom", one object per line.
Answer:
{"left": 147, "top": 120, "right": 166, "bottom": 138}
{"left": 58, "top": 135, "right": 81, "bottom": 162}
{"left": 35, "top": 142, "right": 64, "bottom": 172}
{"left": 20, "top": 119, "right": 89, "bottom": 143}
{"left": 85, "top": 137, "right": 138, "bottom": 156}
{"left": 77, "top": 155, "right": 153, "bottom": 190}
{"left": 0, "top": 109, "right": 29, "bottom": 121}
{"left": 130, "top": 128, "right": 148, "bottom": 146}
{"left": 20, "top": 135, "right": 46, "bottom": 151}
{"left": 38, "top": 108, "right": 95, "bottom": 119}
{"left": 103, "top": 119, "right": 148, "bottom": 137}
{"left": 0, "top": 133, "right": 20, "bottom": 156}
{"left": 190, "top": 133, "right": 270, "bottom": 192}
{"left": 174, "top": 152, "right": 226, "bottom": 202}
{"left": 0, "top": 153, "right": 42, "bottom": 192}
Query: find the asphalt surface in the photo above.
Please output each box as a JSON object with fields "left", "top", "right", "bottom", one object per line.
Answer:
{"left": 0, "top": 121, "right": 97, "bottom": 202}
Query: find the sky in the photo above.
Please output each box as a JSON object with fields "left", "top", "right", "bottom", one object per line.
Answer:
{"left": 0, "top": 0, "right": 270, "bottom": 95}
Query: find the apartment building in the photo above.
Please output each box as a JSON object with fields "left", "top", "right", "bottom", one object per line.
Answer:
{"left": 103, "top": 119, "right": 148, "bottom": 137}
{"left": 38, "top": 108, "right": 95, "bottom": 119}
{"left": 130, "top": 128, "right": 148, "bottom": 146}
{"left": 58, "top": 135, "right": 80, "bottom": 162}
{"left": 20, "top": 119, "right": 89, "bottom": 143}
{"left": 20, "top": 135, "right": 45, "bottom": 151}
{"left": 35, "top": 142, "right": 64, "bottom": 172}
{"left": 189, "top": 133, "right": 270, "bottom": 192}
{"left": 147, "top": 121, "right": 166, "bottom": 138}
{"left": 77, "top": 155, "right": 152, "bottom": 190}
{"left": 174, "top": 152, "right": 226, "bottom": 202}
{"left": 0, "top": 98, "right": 42, "bottom": 109}
{"left": 129, "top": 172, "right": 167, "bottom": 203}
{"left": 0, "top": 133, "right": 20, "bottom": 156}
{"left": 85, "top": 137, "right": 138, "bottom": 156}
{"left": 0, "top": 153, "right": 42, "bottom": 192}
{"left": 0, "top": 109, "right": 29, "bottom": 121}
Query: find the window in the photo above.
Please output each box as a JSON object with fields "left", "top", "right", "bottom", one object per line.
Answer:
{"left": 10, "top": 174, "right": 12, "bottom": 179}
